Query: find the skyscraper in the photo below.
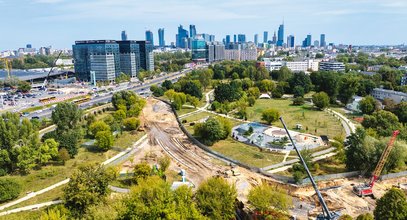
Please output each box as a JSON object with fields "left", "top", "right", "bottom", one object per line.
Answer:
{"left": 158, "top": 28, "right": 165, "bottom": 47}
{"left": 145, "top": 30, "right": 154, "bottom": 46}
{"left": 121, "top": 31, "right": 128, "bottom": 41}
{"left": 320, "top": 34, "right": 326, "bottom": 47}
{"left": 226, "top": 35, "right": 231, "bottom": 46}
{"left": 277, "top": 23, "right": 284, "bottom": 46}
{"left": 306, "top": 34, "right": 312, "bottom": 47}
{"left": 254, "top": 34, "right": 258, "bottom": 45}
{"left": 189, "top": 25, "right": 197, "bottom": 38}
{"left": 136, "top": 40, "right": 154, "bottom": 71}
{"left": 176, "top": 25, "right": 189, "bottom": 48}
{"left": 233, "top": 34, "right": 237, "bottom": 43}
{"left": 191, "top": 35, "right": 207, "bottom": 63}
{"left": 272, "top": 31, "right": 277, "bottom": 44}
{"left": 238, "top": 34, "right": 246, "bottom": 43}
{"left": 287, "top": 35, "right": 295, "bottom": 48}
{"left": 263, "top": 31, "right": 268, "bottom": 43}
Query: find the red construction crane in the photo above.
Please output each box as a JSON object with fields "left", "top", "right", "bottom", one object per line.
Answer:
{"left": 353, "top": 130, "right": 400, "bottom": 197}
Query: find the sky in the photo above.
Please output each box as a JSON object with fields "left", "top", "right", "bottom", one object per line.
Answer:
{"left": 0, "top": 0, "right": 406, "bottom": 50}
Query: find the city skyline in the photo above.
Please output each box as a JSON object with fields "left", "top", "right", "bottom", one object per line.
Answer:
{"left": 1, "top": 0, "right": 407, "bottom": 50}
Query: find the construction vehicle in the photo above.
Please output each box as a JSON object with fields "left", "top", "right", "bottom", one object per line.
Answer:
{"left": 280, "top": 117, "right": 340, "bottom": 220}
{"left": 0, "top": 58, "right": 12, "bottom": 79}
{"left": 353, "top": 130, "right": 400, "bottom": 198}
{"left": 40, "top": 51, "right": 63, "bottom": 90}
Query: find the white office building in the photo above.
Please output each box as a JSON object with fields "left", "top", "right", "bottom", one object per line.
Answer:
{"left": 319, "top": 62, "right": 345, "bottom": 71}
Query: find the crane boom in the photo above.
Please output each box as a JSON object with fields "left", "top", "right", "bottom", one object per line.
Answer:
{"left": 41, "top": 51, "right": 63, "bottom": 89}
{"left": 279, "top": 117, "right": 340, "bottom": 220}
{"left": 370, "top": 130, "right": 400, "bottom": 187}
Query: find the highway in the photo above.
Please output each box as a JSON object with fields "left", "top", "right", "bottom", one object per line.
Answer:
{"left": 29, "top": 69, "right": 189, "bottom": 119}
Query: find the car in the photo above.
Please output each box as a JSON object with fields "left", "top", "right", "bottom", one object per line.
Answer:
{"left": 31, "top": 116, "right": 40, "bottom": 120}
{"left": 22, "top": 112, "right": 30, "bottom": 117}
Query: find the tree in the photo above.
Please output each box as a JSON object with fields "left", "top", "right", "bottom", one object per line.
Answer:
{"left": 37, "top": 138, "right": 59, "bottom": 164}
{"left": 150, "top": 85, "right": 164, "bottom": 97}
{"left": 288, "top": 72, "right": 312, "bottom": 93}
{"left": 179, "top": 80, "right": 203, "bottom": 99}
{"left": 339, "top": 214, "right": 353, "bottom": 220}
{"left": 161, "top": 80, "right": 173, "bottom": 90}
{"left": 194, "top": 117, "right": 228, "bottom": 146}
{"left": 374, "top": 188, "right": 407, "bottom": 220}
{"left": 214, "top": 83, "right": 241, "bottom": 103}
{"left": 198, "top": 69, "right": 213, "bottom": 90}
{"left": 18, "top": 81, "right": 31, "bottom": 93}
{"left": 257, "top": 79, "right": 275, "bottom": 92}
{"left": 123, "top": 117, "right": 140, "bottom": 131}
{"left": 58, "top": 148, "right": 70, "bottom": 165}
{"left": 0, "top": 178, "right": 21, "bottom": 202}
{"left": 173, "top": 185, "right": 204, "bottom": 219}
{"left": 158, "top": 156, "right": 171, "bottom": 172}
{"left": 89, "top": 121, "right": 111, "bottom": 137}
{"left": 133, "top": 163, "right": 152, "bottom": 183}
{"left": 310, "top": 71, "right": 340, "bottom": 101}
{"left": 292, "top": 97, "right": 305, "bottom": 106}
{"left": 52, "top": 103, "right": 82, "bottom": 131}
{"left": 248, "top": 96, "right": 256, "bottom": 107}
{"left": 172, "top": 92, "right": 187, "bottom": 110}
{"left": 358, "top": 95, "right": 377, "bottom": 115}
{"left": 272, "top": 66, "right": 293, "bottom": 81}
{"left": 40, "top": 206, "right": 69, "bottom": 220}
{"left": 248, "top": 184, "right": 292, "bottom": 213}
{"left": 195, "top": 177, "right": 237, "bottom": 220}
{"left": 338, "top": 75, "right": 360, "bottom": 104}
{"left": 247, "top": 87, "right": 260, "bottom": 99}
{"left": 395, "top": 102, "right": 407, "bottom": 124}
{"left": 293, "top": 85, "right": 305, "bottom": 98}
{"left": 312, "top": 92, "right": 330, "bottom": 110}
{"left": 164, "top": 89, "right": 176, "bottom": 102}
{"left": 58, "top": 129, "right": 82, "bottom": 157}
{"left": 261, "top": 109, "right": 280, "bottom": 125}
{"left": 362, "top": 110, "right": 401, "bottom": 137}
{"left": 63, "top": 165, "right": 116, "bottom": 218}
{"left": 356, "top": 213, "right": 374, "bottom": 220}
{"left": 187, "top": 95, "right": 200, "bottom": 108}
{"left": 112, "top": 90, "right": 146, "bottom": 117}
{"left": 95, "top": 131, "right": 114, "bottom": 151}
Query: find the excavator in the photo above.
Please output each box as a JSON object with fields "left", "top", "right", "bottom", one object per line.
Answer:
{"left": 353, "top": 130, "right": 400, "bottom": 198}
{"left": 280, "top": 117, "right": 341, "bottom": 220}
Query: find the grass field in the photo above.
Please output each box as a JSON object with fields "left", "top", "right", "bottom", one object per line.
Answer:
{"left": 246, "top": 99, "right": 345, "bottom": 139}
{"left": 114, "top": 131, "right": 146, "bottom": 150}
{"left": 211, "top": 138, "right": 285, "bottom": 168}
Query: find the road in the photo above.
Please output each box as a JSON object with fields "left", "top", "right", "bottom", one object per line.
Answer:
{"left": 28, "top": 70, "right": 190, "bottom": 120}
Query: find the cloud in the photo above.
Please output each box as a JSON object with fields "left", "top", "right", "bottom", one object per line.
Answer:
{"left": 33, "top": 0, "right": 64, "bottom": 4}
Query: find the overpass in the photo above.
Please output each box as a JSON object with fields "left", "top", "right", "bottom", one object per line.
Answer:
{"left": 0, "top": 70, "right": 74, "bottom": 81}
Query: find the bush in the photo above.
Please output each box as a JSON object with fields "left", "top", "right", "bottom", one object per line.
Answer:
{"left": 95, "top": 131, "right": 114, "bottom": 151}
{"left": 261, "top": 109, "right": 280, "bottom": 125}
{"left": 0, "top": 178, "right": 22, "bottom": 202}
{"left": 123, "top": 117, "right": 141, "bottom": 131}
{"left": 292, "top": 97, "right": 305, "bottom": 106}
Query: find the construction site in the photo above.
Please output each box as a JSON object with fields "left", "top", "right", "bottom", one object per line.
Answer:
{"left": 119, "top": 98, "right": 407, "bottom": 220}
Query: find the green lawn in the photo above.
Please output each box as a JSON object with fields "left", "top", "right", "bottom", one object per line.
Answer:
{"left": 114, "top": 131, "right": 146, "bottom": 150}
{"left": 247, "top": 99, "right": 345, "bottom": 139}
{"left": 211, "top": 138, "right": 285, "bottom": 168}
{"left": 177, "top": 106, "right": 197, "bottom": 116}
{"left": 0, "top": 209, "right": 43, "bottom": 220}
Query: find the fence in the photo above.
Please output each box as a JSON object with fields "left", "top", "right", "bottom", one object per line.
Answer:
{"left": 381, "top": 171, "right": 407, "bottom": 180}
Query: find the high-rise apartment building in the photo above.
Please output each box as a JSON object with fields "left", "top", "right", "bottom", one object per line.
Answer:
{"left": 226, "top": 35, "right": 231, "bottom": 46}
{"left": 277, "top": 24, "right": 284, "bottom": 46}
{"left": 191, "top": 35, "right": 207, "bottom": 63}
{"left": 314, "top": 40, "right": 320, "bottom": 47}
{"left": 207, "top": 42, "right": 225, "bottom": 63}
{"left": 320, "top": 34, "right": 326, "bottom": 47}
{"left": 145, "top": 30, "right": 154, "bottom": 46}
{"left": 233, "top": 34, "right": 237, "bottom": 43}
{"left": 272, "top": 31, "right": 277, "bottom": 44}
{"left": 121, "top": 31, "right": 128, "bottom": 41}
{"left": 158, "top": 28, "right": 165, "bottom": 47}
{"left": 189, "top": 25, "right": 197, "bottom": 38}
{"left": 263, "top": 31, "right": 268, "bottom": 43}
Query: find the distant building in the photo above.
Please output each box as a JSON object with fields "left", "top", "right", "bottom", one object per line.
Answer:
{"left": 135, "top": 40, "right": 154, "bottom": 71}
{"left": 191, "top": 36, "right": 207, "bottom": 63}
{"left": 225, "top": 35, "right": 231, "bottom": 46}
{"left": 272, "top": 31, "right": 277, "bottom": 44}
{"left": 118, "top": 40, "right": 140, "bottom": 78}
{"left": 367, "top": 65, "right": 383, "bottom": 72}
{"left": 277, "top": 24, "right": 284, "bottom": 46}
{"left": 287, "top": 35, "right": 295, "bottom": 48}
{"left": 26, "top": 44, "right": 32, "bottom": 49}
{"left": 238, "top": 34, "right": 246, "bottom": 43}
{"left": 233, "top": 34, "right": 237, "bottom": 43}
{"left": 121, "top": 31, "right": 128, "bottom": 41}
{"left": 207, "top": 42, "right": 225, "bottom": 63}
{"left": 314, "top": 40, "right": 320, "bottom": 47}
{"left": 262, "top": 60, "right": 319, "bottom": 72}
{"left": 254, "top": 34, "right": 258, "bottom": 45}
{"left": 263, "top": 31, "right": 268, "bottom": 43}
{"left": 225, "top": 43, "right": 257, "bottom": 61}
{"left": 176, "top": 25, "right": 189, "bottom": 49}
{"left": 145, "top": 30, "right": 154, "bottom": 46}
{"left": 189, "top": 25, "right": 197, "bottom": 38}
{"left": 319, "top": 62, "right": 345, "bottom": 71}
{"left": 320, "top": 34, "right": 326, "bottom": 47}
{"left": 372, "top": 88, "right": 407, "bottom": 104}
{"left": 158, "top": 28, "right": 165, "bottom": 47}
{"left": 346, "top": 96, "right": 363, "bottom": 113}
{"left": 209, "top": 35, "right": 215, "bottom": 42}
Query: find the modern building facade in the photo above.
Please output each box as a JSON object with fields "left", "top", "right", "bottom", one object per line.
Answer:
{"left": 207, "top": 42, "right": 225, "bottom": 63}
{"left": 319, "top": 62, "right": 345, "bottom": 71}
{"left": 238, "top": 34, "right": 246, "bottom": 43}
{"left": 145, "top": 30, "right": 154, "bottom": 46}
{"left": 277, "top": 24, "right": 284, "bottom": 46}
{"left": 226, "top": 35, "right": 231, "bottom": 46}
{"left": 189, "top": 25, "right": 197, "bottom": 38}
{"left": 73, "top": 40, "right": 153, "bottom": 81}
{"left": 272, "top": 31, "right": 277, "bottom": 44}
{"left": 320, "top": 34, "right": 326, "bottom": 47}
{"left": 191, "top": 36, "right": 207, "bottom": 63}
{"left": 254, "top": 34, "right": 258, "bottom": 45}
{"left": 121, "top": 31, "right": 128, "bottom": 41}
{"left": 158, "top": 28, "right": 165, "bottom": 47}
{"left": 176, "top": 25, "right": 189, "bottom": 48}
{"left": 287, "top": 35, "right": 295, "bottom": 48}
{"left": 263, "top": 31, "right": 268, "bottom": 43}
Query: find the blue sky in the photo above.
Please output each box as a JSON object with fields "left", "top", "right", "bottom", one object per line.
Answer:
{"left": 1, "top": 0, "right": 406, "bottom": 50}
